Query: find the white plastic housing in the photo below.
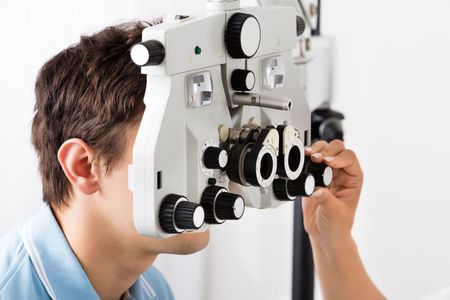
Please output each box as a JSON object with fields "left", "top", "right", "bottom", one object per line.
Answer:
{"left": 129, "top": 4, "right": 311, "bottom": 237}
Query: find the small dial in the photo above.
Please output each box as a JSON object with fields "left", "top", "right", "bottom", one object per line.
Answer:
{"left": 296, "top": 15, "right": 306, "bottom": 37}
{"left": 273, "top": 173, "right": 315, "bottom": 201}
{"left": 201, "top": 186, "right": 245, "bottom": 224}
{"left": 130, "top": 40, "right": 165, "bottom": 66}
{"left": 303, "top": 157, "right": 333, "bottom": 187}
{"left": 273, "top": 178, "right": 295, "bottom": 201}
{"left": 225, "top": 13, "right": 261, "bottom": 59}
{"left": 215, "top": 192, "right": 245, "bottom": 220}
{"left": 231, "top": 69, "right": 256, "bottom": 91}
{"left": 287, "top": 173, "right": 316, "bottom": 197}
{"left": 203, "top": 147, "right": 228, "bottom": 169}
{"left": 159, "top": 194, "right": 205, "bottom": 234}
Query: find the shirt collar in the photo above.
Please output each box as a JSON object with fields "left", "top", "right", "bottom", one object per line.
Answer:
{"left": 21, "top": 204, "right": 99, "bottom": 299}
{"left": 20, "top": 204, "right": 157, "bottom": 300}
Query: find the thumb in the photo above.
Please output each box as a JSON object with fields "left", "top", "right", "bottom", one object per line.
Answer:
{"left": 301, "top": 188, "right": 335, "bottom": 217}
{"left": 309, "top": 188, "right": 336, "bottom": 207}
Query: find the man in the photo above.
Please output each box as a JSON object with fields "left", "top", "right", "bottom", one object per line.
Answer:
{"left": 0, "top": 21, "right": 208, "bottom": 300}
{"left": 0, "top": 20, "right": 383, "bottom": 300}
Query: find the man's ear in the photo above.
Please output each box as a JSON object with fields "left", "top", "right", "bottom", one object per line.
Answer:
{"left": 57, "top": 138, "right": 101, "bottom": 195}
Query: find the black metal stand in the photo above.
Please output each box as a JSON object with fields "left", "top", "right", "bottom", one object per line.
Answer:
{"left": 292, "top": 198, "right": 315, "bottom": 300}
{"left": 292, "top": 2, "right": 346, "bottom": 297}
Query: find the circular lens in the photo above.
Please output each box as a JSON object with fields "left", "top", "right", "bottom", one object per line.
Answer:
{"left": 260, "top": 152, "right": 274, "bottom": 180}
{"left": 288, "top": 145, "right": 301, "bottom": 172}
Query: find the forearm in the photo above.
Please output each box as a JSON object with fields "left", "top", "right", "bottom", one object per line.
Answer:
{"left": 310, "top": 237, "right": 385, "bottom": 300}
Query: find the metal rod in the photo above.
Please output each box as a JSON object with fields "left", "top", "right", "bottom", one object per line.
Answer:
{"left": 232, "top": 92, "right": 293, "bottom": 111}
{"left": 311, "top": 0, "right": 321, "bottom": 36}
{"left": 293, "top": 198, "right": 315, "bottom": 300}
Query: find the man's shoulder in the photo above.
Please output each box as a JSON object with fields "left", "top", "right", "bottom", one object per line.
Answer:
{"left": 138, "top": 266, "right": 174, "bottom": 300}
{"left": 0, "top": 225, "right": 48, "bottom": 298}
{"left": 0, "top": 225, "right": 25, "bottom": 281}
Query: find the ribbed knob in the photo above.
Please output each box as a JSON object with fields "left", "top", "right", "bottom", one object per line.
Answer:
{"left": 201, "top": 186, "right": 245, "bottom": 224}
{"left": 174, "top": 201, "right": 205, "bottom": 229}
{"left": 159, "top": 194, "right": 205, "bottom": 234}
{"left": 231, "top": 69, "right": 256, "bottom": 91}
{"left": 215, "top": 192, "right": 245, "bottom": 220}
{"left": 273, "top": 179, "right": 294, "bottom": 201}
{"left": 130, "top": 40, "right": 165, "bottom": 66}
{"left": 201, "top": 186, "right": 226, "bottom": 224}
{"left": 203, "top": 147, "right": 228, "bottom": 169}
{"left": 303, "top": 157, "right": 333, "bottom": 187}
{"left": 296, "top": 15, "right": 306, "bottom": 36}
{"left": 225, "top": 13, "right": 261, "bottom": 59}
{"left": 287, "top": 173, "right": 316, "bottom": 197}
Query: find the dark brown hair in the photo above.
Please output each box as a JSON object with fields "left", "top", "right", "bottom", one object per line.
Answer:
{"left": 32, "top": 21, "right": 157, "bottom": 207}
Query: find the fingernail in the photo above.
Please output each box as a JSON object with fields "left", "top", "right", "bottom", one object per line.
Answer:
{"left": 311, "top": 153, "right": 322, "bottom": 159}
{"left": 305, "top": 147, "right": 313, "bottom": 152}
{"left": 312, "top": 189, "right": 324, "bottom": 198}
{"left": 324, "top": 156, "right": 335, "bottom": 162}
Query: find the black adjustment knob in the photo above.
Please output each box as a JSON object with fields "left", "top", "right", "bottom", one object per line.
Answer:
{"left": 296, "top": 15, "right": 306, "bottom": 37}
{"left": 215, "top": 192, "right": 245, "bottom": 220}
{"left": 201, "top": 186, "right": 245, "bottom": 224}
{"left": 174, "top": 201, "right": 205, "bottom": 230}
{"left": 130, "top": 40, "right": 165, "bottom": 66}
{"left": 287, "top": 173, "right": 316, "bottom": 197}
{"left": 208, "top": 178, "right": 217, "bottom": 186}
{"left": 201, "top": 186, "right": 225, "bottom": 224}
{"left": 203, "top": 147, "right": 228, "bottom": 169}
{"left": 231, "top": 69, "right": 256, "bottom": 91}
{"left": 225, "top": 13, "right": 261, "bottom": 59}
{"left": 159, "top": 194, "right": 205, "bottom": 234}
{"left": 273, "top": 174, "right": 315, "bottom": 201}
{"left": 273, "top": 179, "right": 295, "bottom": 201}
{"left": 303, "top": 157, "right": 333, "bottom": 187}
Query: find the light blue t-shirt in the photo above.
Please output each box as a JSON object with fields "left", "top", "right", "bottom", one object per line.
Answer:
{"left": 0, "top": 204, "right": 174, "bottom": 300}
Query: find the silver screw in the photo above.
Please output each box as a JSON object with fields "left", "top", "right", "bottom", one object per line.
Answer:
{"left": 305, "top": 38, "right": 311, "bottom": 52}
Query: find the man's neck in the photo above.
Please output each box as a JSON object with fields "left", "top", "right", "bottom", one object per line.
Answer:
{"left": 52, "top": 200, "right": 157, "bottom": 300}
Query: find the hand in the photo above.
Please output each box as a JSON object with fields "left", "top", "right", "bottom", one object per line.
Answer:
{"left": 302, "top": 140, "right": 364, "bottom": 249}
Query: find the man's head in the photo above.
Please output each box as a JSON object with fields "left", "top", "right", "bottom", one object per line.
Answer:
{"left": 31, "top": 21, "right": 209, "bottom": 255}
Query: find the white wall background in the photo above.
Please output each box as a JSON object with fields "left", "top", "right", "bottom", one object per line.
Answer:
{"left": 1, "top": 1, "right": 450, "bottom": 300}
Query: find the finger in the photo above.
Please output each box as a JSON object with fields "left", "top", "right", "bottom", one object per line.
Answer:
{"left": 310, "top": 140, "right": 345, "bottom": 163}
{"left": 322, "top": 149, "right": 362, "bottom": 178}
{"left": 305, "top": 140, "right": 328, "bottom": 154}
{"left": 319, "top": 140, "right": 345, "bottom": 157}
